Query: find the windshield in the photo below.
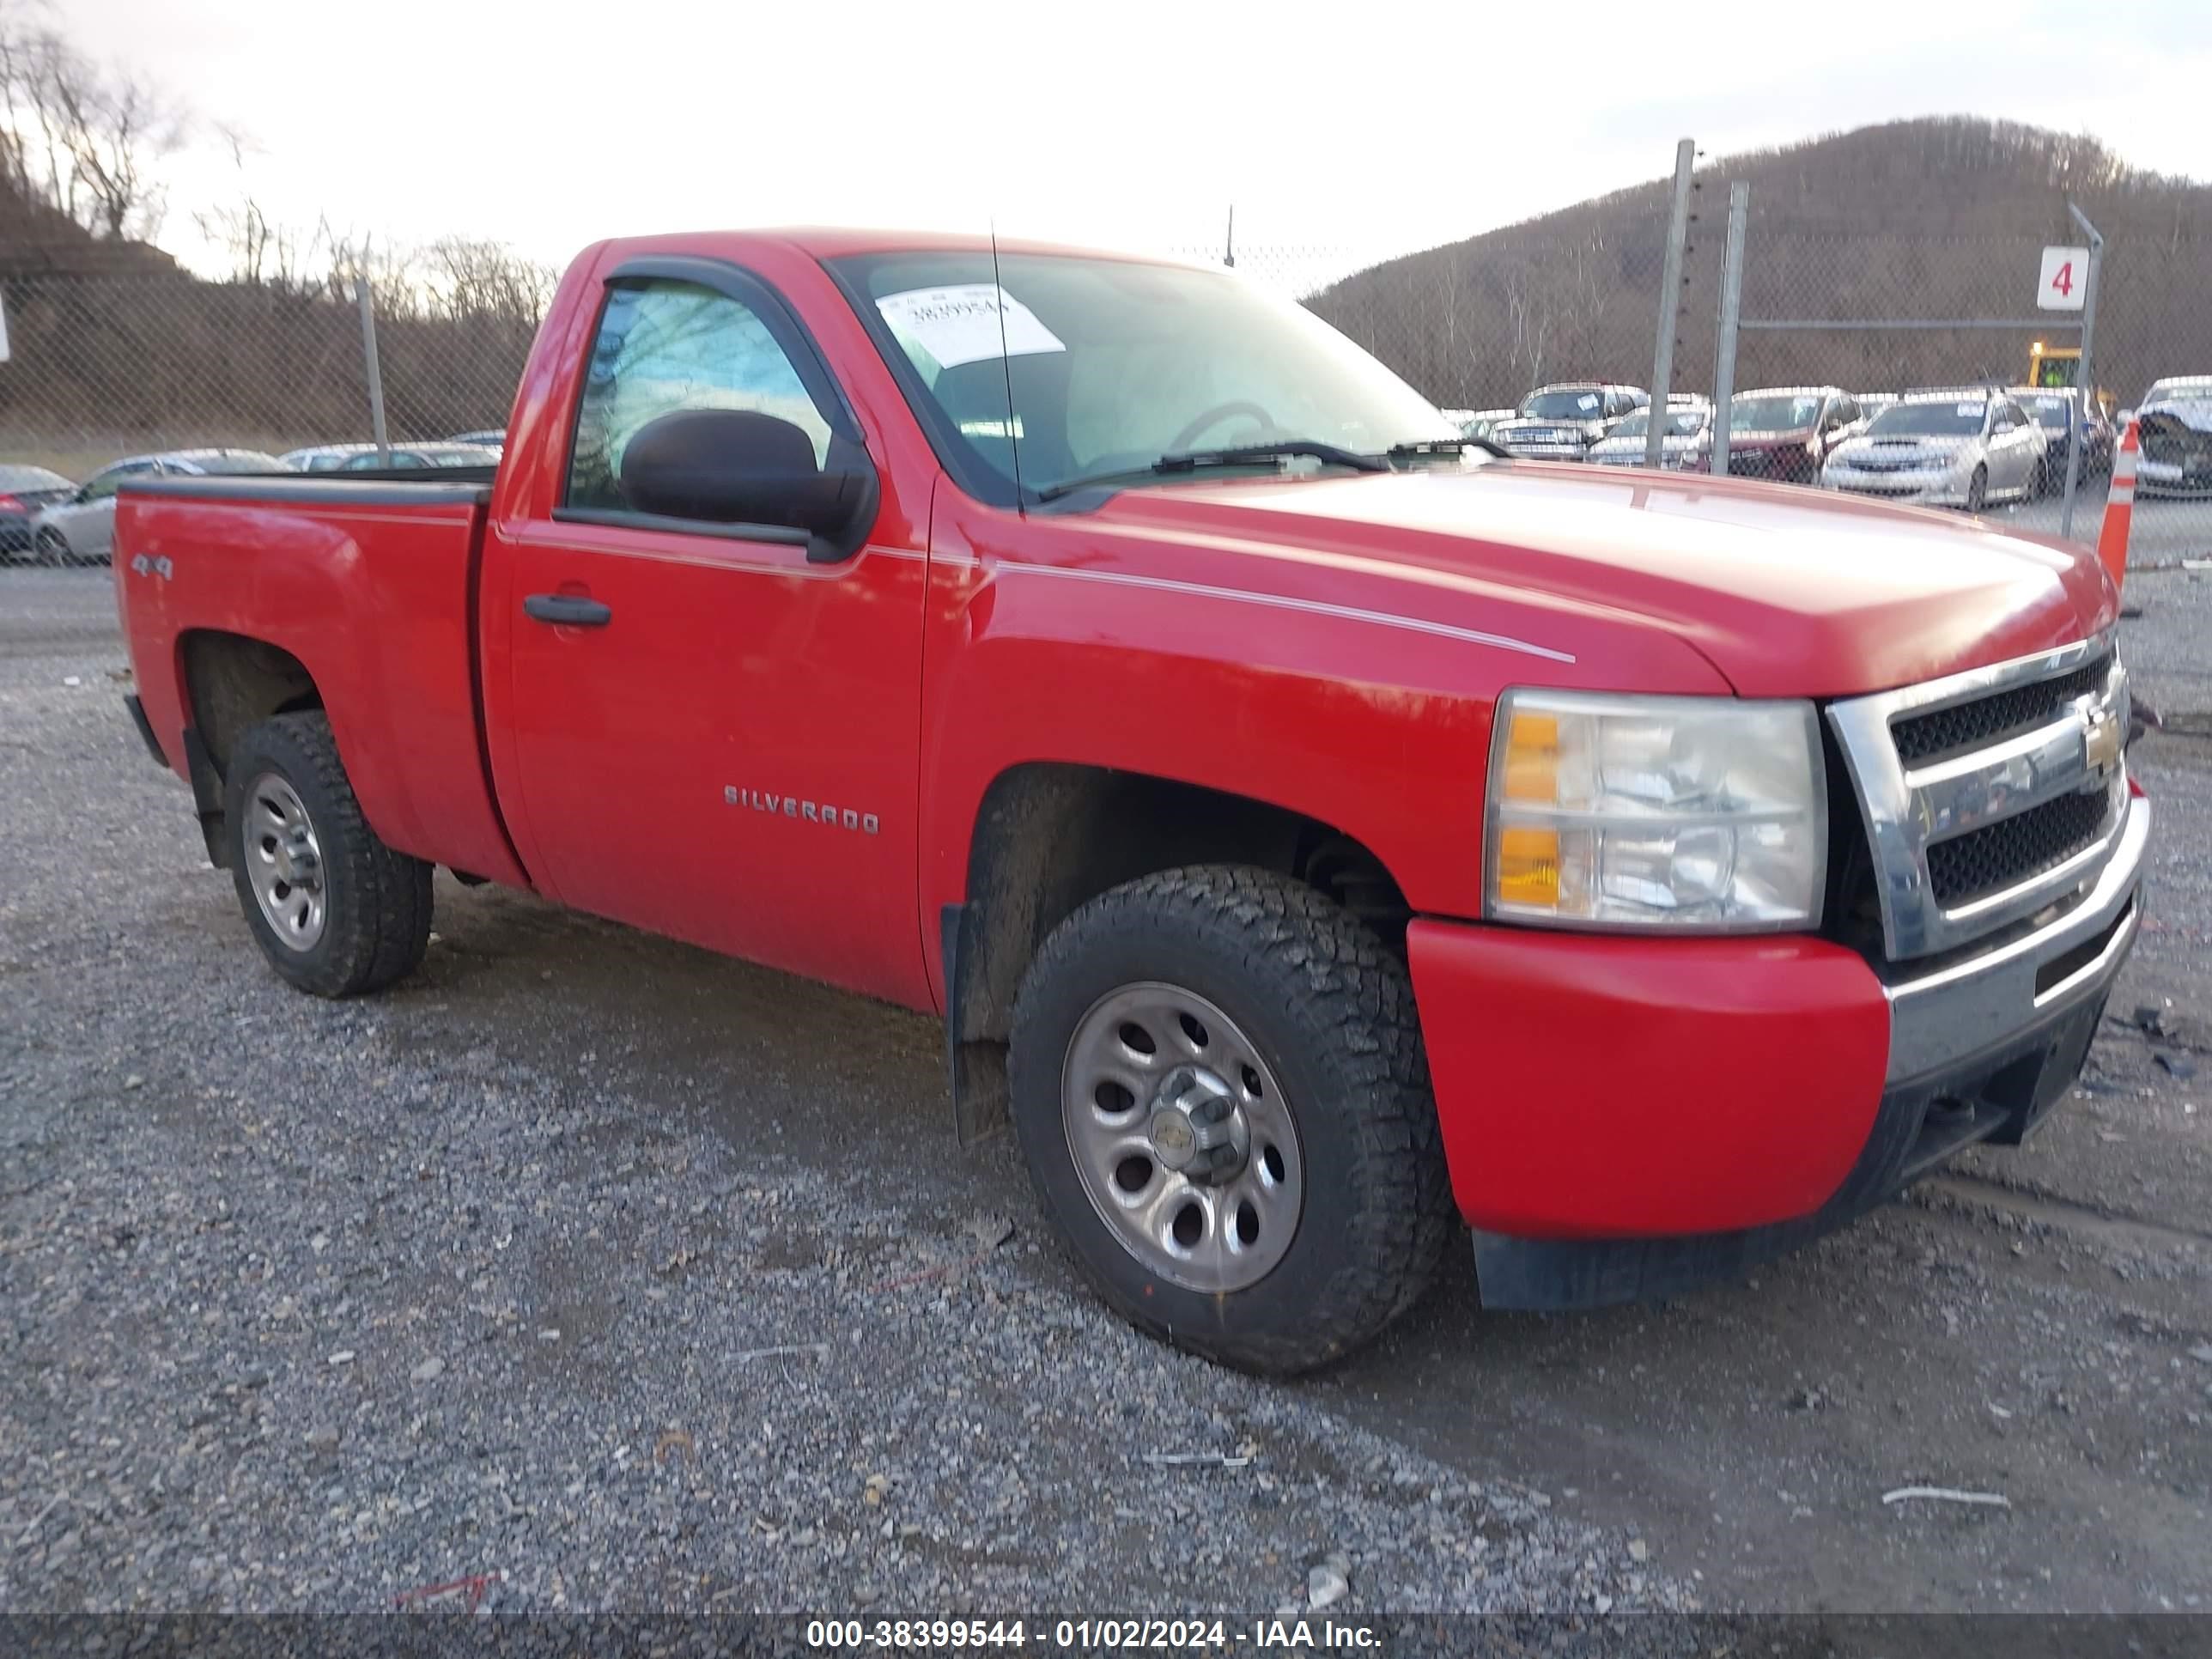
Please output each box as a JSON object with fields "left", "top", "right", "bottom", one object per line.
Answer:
{"left": 2025, "top": 397, "right": 2072, "bottom": 428}
{"left": 1867, "top": 401, "right": 1986, "bottom": 438}
{"left": 1729, "top": 394, "right": 1822, "bottom": 433}
{"left": 829, "top": 252, "right": 1455, "bottom": 500}
{"left": 1520, "top": 388, "right": 1607, "bottom": 420}
{"left": 1607, "top": 409, "right": 1706, "bottom": 440}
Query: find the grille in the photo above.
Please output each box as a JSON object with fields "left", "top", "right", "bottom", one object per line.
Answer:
{"left": 1925, "top": 788, "right": 2110, "bottom": 908}
{"left": 1892, "top": 659, "right": 2108, "bottom": 765}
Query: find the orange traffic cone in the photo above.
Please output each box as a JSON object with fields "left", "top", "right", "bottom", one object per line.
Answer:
{"left": 2096, "top": 417, "right": 2137, "bottom": 594}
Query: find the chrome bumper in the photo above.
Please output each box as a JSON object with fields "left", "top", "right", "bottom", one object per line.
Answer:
{"left": 1884, "top": 792, "right": 2148, "bottom": 1085}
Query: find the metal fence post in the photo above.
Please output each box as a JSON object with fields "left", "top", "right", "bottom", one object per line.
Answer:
{"left": 1710, "top": 182, "right": 1748, "bottom": 479}
{"left": 2060, "top": 204, "right": 2104, "bottom": 541}
{"left": 1644, "top": 137, "right": 1697, "bottom": 471}
{"left": 355, "top": 274, "right": 390, "bottom": 462}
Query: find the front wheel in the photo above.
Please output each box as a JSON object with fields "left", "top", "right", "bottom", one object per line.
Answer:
{"left": 35, "top": 526, "right": 70, "bottom": 567}
{"left": 1008, "top": 866, "right": 1454, "bottom": 1374}
{"left": 224, "top": 711, "right": 432, "bottom": 997}
{"left": 1965, "top": 465, "right": 1989, "bottom": 513}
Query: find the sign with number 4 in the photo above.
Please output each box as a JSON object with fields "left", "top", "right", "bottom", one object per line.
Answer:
{"left": 2039, "top": 246, "right": 2089, "bottom": 312}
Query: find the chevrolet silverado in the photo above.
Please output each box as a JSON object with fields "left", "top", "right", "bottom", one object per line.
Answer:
{"left": 112, "top": 229, "right": 2148, "bottom": 1371}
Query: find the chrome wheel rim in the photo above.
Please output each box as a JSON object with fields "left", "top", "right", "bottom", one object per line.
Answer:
{"left": 1060, "top": 981, "right": 1303, "bottom": 1292}
{"left": 242, "top": 772, "right": 326, "bottom": 951}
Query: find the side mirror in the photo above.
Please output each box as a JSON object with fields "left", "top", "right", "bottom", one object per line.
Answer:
{"left": 618, "top": 408, "right": 878, "bottom": 563}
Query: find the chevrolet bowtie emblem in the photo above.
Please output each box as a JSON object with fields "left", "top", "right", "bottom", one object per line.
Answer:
{"left": 2081, "top": 702, "right": 2123, "bottom": 777}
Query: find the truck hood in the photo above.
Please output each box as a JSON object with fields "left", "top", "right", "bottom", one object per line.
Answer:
{"left": 1085, "top": 463, "right": 2111, "bottom": 699}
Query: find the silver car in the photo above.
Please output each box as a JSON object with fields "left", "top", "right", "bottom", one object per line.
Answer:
{"left": 280, "top": 443, "right": 380, "bottom": 472}
{"left": 32, "top": 448, "right": 283, "bottom": 564}
{"left": 1820, "top": 392, "right": 2044, "bottom": 512}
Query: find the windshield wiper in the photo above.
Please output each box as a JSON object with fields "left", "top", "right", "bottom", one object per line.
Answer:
{"left": 1386, "top": 436, "right": 1510, "bottom": 462}
{"left": 1033, "top": 440, "right": 1387, "bottom": 503}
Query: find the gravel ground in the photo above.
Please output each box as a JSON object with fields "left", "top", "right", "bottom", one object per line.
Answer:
{"left": 1994, "top": 491, "right": 2212, "bottom": 565}
{"left": 0, "top": 573, "right": 1683, "bottom": 1627}
{"left": 3, "top": 566, "right": 2208, "bottom": 1630}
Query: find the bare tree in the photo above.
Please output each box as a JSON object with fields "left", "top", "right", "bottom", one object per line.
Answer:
{"left": 194, "top": 123, "right": 322, "bottom": 292}
{"left": 0, "top": 23, "right": 187, "bottom": 240}
{"left": 422, "top": 236, "right": 556, "bottom": 326}
{"left": 1504, "top": 266, "right": 1553, "bottom": 392}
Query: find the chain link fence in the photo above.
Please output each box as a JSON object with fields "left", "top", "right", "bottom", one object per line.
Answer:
{"left": 0, "top": 270, "right": 529, "bottom": 487}
{"left": 3, "top": 210, "right": 2207, "bottom": 562}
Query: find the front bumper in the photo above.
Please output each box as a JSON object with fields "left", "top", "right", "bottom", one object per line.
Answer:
{"left": 1407, "top": 790, "right": 2148, "bottom": 1310}
{"left": 1826, "top": 470, "right": 1970, "bottom": 506}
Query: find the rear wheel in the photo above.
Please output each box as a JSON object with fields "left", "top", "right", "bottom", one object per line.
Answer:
{"left": 224, "top": 711, "right": 432, "bottom": 997}
{"left": 1008, "top": 866, "right": 1454, "bottom": 1374}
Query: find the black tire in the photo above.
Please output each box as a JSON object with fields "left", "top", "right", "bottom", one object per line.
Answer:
{"left": 1966, "top": 465, "right": 1988, "bottom": 513}
{"left": 35, "top": 526, "right": 70, "bottom": 567}
{"left": 223, "top": 711, "right": 432, "bottom": 997}
{"left": 2029, "top": 456, "right": 2049, "bottom": 500}
{"left": 1008, "top": 866, "right": 1454, "bottom": 1374}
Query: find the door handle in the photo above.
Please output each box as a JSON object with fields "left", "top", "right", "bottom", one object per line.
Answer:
{"left": 523, "top": 593, "right": 611, "bottom": 628}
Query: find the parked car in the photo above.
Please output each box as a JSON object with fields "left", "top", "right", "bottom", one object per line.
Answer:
{"left": 2135, "top": 375, "right": 2212, "bottom": 498}
{"left": 1585, "top": 401, "right": 1713, "bottom": 470}
{"left": 1721, "top": 386, "right": 1863, "bottom": 483}
{"left": 112, "top": 228, "right": 2144, "bottom": 1372}
{"left": 1455, "top": 408, "right": 1515, "bottom": 443}
{"left": 1820, "top": 391, "right": 2044, "bottom": 511}
{"left": 0, "top": 464, "right": 78, "bottom": 557}
{"left": 1489, "top": 382, "right": 1648, "bottom": 461}
{"left": 32, "top": 449, "right": 283, "bottom": 565}
{"left": 335, "top": 443, "right": 503, "bottom": 471}
{"left": 447, "top": 429, "right": 507, "bottom": 451}
{"left": 2012, "top": 386, "right": 2114, "bottom": 481}
{"left": 280, "top": 443, "right": 380, "bottom": 472}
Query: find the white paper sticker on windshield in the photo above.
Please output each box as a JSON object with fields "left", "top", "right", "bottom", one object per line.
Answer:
{"left": 1577, "top": 393, "right": 1600, "bottom": 411}
{"left": 875, "top": 284, "right": 1066, "bottom": 370}
{"left": 1955, "top": 402, "right": 1985, "bottom": 417}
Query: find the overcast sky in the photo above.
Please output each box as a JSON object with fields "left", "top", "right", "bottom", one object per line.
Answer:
{"left": 65, "top": 0, "right": 2212, "bottom": 283}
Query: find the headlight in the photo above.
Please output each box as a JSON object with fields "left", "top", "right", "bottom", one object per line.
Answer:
{"left": 1485, "top": 690, "right": 1826, "bottom": 931}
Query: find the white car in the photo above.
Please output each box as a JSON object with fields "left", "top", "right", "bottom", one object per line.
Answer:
{"left": 2135, "top": 375, "right": 2212, "bottom": 498}
{"left": 1820, "top": 392, "right": 2045, "bottom": 512}
{"left": 32, "top": 448, "right": 283, "bottom": 564}
{"left": 1586, "top": 402, "right": 1714, "bottom": 471}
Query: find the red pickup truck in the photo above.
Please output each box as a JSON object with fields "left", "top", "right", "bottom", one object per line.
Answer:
{"left": 112, "top": 228, "right": 2148, "bottom": 1372}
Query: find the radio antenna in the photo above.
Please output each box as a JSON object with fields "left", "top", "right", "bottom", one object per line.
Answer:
{"left": 988, "top": 217, "right": 1025, "bottom": 508}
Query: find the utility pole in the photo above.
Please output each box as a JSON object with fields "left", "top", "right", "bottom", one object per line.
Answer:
{"left": 356, "top": 274, "right": 390, "bottom": 464}
{"left": 2059, "top": 202, "right": 2104, "bottom": 540}
{"left": 1710, "top": 183, "right": 1749, "bottom": 478}
{"left": 1644, "top": 137, "right": 1697, "bottom": 471}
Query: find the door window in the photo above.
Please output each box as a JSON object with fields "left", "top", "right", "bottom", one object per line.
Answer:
{"left": 567, "top": 278, "right": 833, "bottom": 517}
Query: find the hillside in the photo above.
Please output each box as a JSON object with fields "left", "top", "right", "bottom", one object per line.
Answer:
{"left": 1308, "top": 118, "right": 2212, "bottom": 410}
{"left": 0, "top": 171, "right": 530, "bottom": 466}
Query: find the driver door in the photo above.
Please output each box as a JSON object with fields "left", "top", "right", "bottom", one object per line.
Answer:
{"left": 490, "top": 262, "right": 929, "bottom": 1006}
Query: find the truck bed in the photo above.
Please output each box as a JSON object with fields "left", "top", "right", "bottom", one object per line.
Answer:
{"left": 113, "top": 474, "right": 528, "bottom": 889}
